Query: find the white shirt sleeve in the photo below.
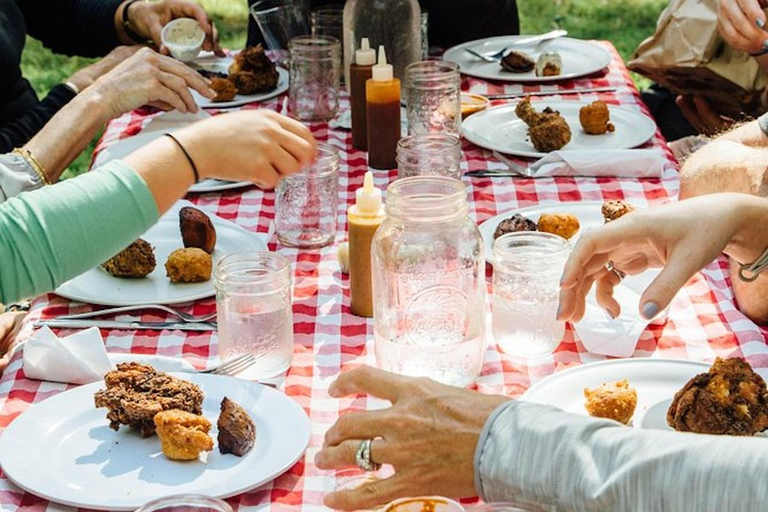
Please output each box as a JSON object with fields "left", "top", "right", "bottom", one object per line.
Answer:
{"left": 0, "top": 153, "right": 44, "bottom": 204}
{"left": 475, "top": 400, "right": 768, "bottom": 511}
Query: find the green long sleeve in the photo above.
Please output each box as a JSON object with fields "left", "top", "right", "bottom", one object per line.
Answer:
{"left": 0, "top": 161, "right": 158, "bottom": 304}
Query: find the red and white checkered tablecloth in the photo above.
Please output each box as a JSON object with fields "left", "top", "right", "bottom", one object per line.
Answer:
{"left": 2, "top": 42, "right": 767, "bottom": 511}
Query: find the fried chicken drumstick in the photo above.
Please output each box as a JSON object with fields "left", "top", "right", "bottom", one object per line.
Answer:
{"left": 515, "top": 98, "right": 572, "bottom": 153}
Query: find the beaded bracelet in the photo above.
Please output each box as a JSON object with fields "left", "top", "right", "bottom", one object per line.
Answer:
{"left": 738, "top": 247, "right": 768, "bottom": 282}
{"left": 12, "top": 148, "right": 50, "bottom": 186}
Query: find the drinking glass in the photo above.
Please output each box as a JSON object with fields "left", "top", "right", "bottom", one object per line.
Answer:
{"left": 396, "top": 134, "right": 462, "bottom": 180}
{"left": 311, "top": 6, "right": 344, "bottom": 41}
{"left": 250, "top": 0, "right": 310, "bottom": 66}
{"left": 288, "top": 35, "right": 341, "bottom": 121}
{"left": 135, "top": 495, "right": 233, "bottom": 512}
{"left": 492, "top": 232, "right": 569, "bottom": 358}
{"left": 214, "top": 252, "right": 294, "bottom": 379}
{"left": 323, "top": 468, "right": 387, "bottom": 512}
{"left": 275, "top": 145, "right": 340, "bottom": 248}
{"left": 420, "top": 11, "right": 429, "bottom": 59}
{"left": 405, "top": 60, "right": 461, "bottom": 135}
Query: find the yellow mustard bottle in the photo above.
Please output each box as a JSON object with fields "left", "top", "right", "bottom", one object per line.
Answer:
{"left": 348, "top": 171, "right": 386, "bottom": 317}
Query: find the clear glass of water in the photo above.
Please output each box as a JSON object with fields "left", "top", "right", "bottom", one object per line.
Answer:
{"left": 250, "top": 0, "right": 310, "bottom": 67}
{"left": 289, "top": 35, "right": 341, "bottom": 122}
{"left": 396, "top": 134, "right": 462, "bottom": 180}
{"left": 492, "top": 232, "right": 569, "bottom": 358}
{"left": 135, "top": 495, "right": 233, "bottom": 512}
{"left": 276, "top": 144, "right": 339, "bottom": 248}
{"left": 214, "top": 251, "right": 294, "bottom": 379}
{"left": 404, "top": 60, "right": 461, "bottom": 136}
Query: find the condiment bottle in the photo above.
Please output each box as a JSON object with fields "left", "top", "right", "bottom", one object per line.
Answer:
{"left": 350, "top": 38, "right": 376, "bottom": 150}
{"left": 366, "top": 46, "right": 401, "bottom": 170}
{"left": 348, "top": 171, "right": 386, "bottom": 317}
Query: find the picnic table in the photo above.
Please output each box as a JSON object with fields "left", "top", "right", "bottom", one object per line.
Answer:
{"left": 1, "top": 42, "right": 767, "bottom": 511}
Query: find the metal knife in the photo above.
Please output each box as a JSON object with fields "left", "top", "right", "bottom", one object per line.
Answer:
{"left": 34, "top": 319, "right": 217, "bottom": 332}
{"left": 486, "top": 86, "right": 617, "bottom": 100}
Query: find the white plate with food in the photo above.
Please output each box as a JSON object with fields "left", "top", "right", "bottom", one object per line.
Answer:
{"left": 190, "top": 52, "right": 289, "bottom": 109}
{"left": 462, "top": 100, "right": 657, "bottom": 158}
{"left": 93, "top": 131, "right": 252, "bottom": 193}
{"left": 55, "top": 201, "right": 266, "bottom": 306}
{"left": 443, "top": 36, "right": 612, "bottom": 83}
{"left": 0, "top": 370, "right": 311, "bottom": 510}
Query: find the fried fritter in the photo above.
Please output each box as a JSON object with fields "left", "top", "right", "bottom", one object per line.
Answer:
{"left": 667, "top": 358, "right": 768, "bottom": 436}
{"left": 535, "top": 51, "right": 561, "bottom": 77}
{"left": 493, "top": 213, "right": 538, "bottom": 239}
{"left": 580, "top": 101, "right": 615, "bottom": 135}
{"left": 500, "top": 50, "right": 535, "bottom": 73}
{"left": 210, "top": 77, "right": 237, "bottom": 102}
{"left": 584, "top": 379, "right": 637, "bottom": 425}
{"left": 537, "top": 213, "right": 580, "bottom": 240}
{"left": 165, "top": 248, "right": 212, "bottom": 283}
{"left": 179, "top": 206, "right": 217, "bottom": 254}
{"left": 228, "top": 45, "right": 279, "bottom": 94}
{"left": 101, "top": 238, "right": 156, "bottom": 278}
{"left": 515, "top": 98, "right": 572, "bottom": 152}
{"left": 154, "top": 409, "right": 214, "bottom": 461}
{"left": 601, "top": 200, "right": 635, "bottom": 223}
{"left": 218, "top": 397, "right": 257, "bottom": 456}
{"left": 94, "top": 363, "right": 204, "bottom": 437}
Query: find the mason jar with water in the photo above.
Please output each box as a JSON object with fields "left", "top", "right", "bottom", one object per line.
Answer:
{"left": 371, "top": 177, "right": 485, "bottom": 387}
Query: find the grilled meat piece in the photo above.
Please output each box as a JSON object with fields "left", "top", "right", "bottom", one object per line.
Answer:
{"left": 228, "top": 45, "right": 279, "bottom": 94}
{"left": 217, "top": 397, "right": 257, "bottom": 456}
{"left": 493, "top": 214, "right": 538, "bottom": 239}
{"left": 500, "top": 50, "right": 535, "bottom": 73}
{"left": 101, "top": 238, "right": 156, "bottom": 278}
{"left": 179, "top": 206, "right": 217, "bottom": 254}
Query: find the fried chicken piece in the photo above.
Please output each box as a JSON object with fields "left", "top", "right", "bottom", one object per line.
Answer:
{"left": 493, "top": 213, "right": 538, "bottom": 239}
{"left": 515, "top": 97, "right": 540, "bottom": 126}
{"left": 537, "top": 213, "right": 580, "bottom": 240}
{"left": 667, "top": 358, "right": 768, "bottom": 436}
{"left": 584, "top": 379, "right": 638, "bottom": 425}
{"left": 228, "top": 45, "right": 279, "bottom": 94}
{"left": 94, "top": 363, "right": 204, "bottom": 437}
{"left": 500, "top": 50, "right": 535, "bottom": 73}
{"left": 209, "top": 77, "right": 237, "bottom": 102}
{"left": 601, "top": 200, "right": 635, "bottom": 223}
{"left": 101, "top": 238, "right": 156, "bottom": 278}
{"left": 579, "top": 101, "right": 615, "bottom": 135}
{"left": 179, "top": 206, "right": 217, "bottom": 254}
{"left": 529, "top": 111, "right": 572, "bottom": 152}
{"left": 154, "top": 410, "right": 214, "bottom": 461}
{"left": 218, "top": 397, "right": 257, "bottom": 456}
{"left": 165, "top": 248, "right": 212, "bottom": 283}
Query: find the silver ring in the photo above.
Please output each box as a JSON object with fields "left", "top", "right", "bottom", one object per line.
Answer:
{"left": 355, "top": 439, "right": 381, "bottom": 472}
{"left": 605, "top": 260, "right": 627, "bottom": 281}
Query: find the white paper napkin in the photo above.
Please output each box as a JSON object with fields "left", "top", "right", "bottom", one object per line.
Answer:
{"left": 530, "top": 149, "right": 665, "bottom": 178}
{"left": 23, "top": 326, "right": 195, "bottom": 385}
{"left": 142, "top": 109, "right": 211, "bottom": 133}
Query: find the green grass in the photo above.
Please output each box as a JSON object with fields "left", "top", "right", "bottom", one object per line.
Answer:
{"left": 19, "top": 0, "right": 667, "bottom": 177}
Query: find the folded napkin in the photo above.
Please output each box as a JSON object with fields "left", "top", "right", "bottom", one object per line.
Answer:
{"left": 23, "top": 326, "right": 195, "bottom": 385}
{"left": 530, "top": 149, "right": 665, "bottom": 178}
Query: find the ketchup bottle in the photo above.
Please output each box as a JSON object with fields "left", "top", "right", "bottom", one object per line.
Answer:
{"left": 366, "top": 46, "right": 401, "bottom": 170}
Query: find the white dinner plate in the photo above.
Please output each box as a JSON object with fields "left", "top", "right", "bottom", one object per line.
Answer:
{"left": 93, "top": 132, "right": 252, "bottom": 194}
{"left": 521, "top": 358, "right": 710, "bottom": 430}
{"left": 55, "top": 201, "right": 267, "bottom": 306}
{"left": 0, "top": 373, "right": 311, "bottom": 510}
{"left": 443, "top": 36, "right": 612, "bottom": 83}
{"left": 190, "top": 53, "right": 289, "bottom": 109}
{"left": 462, "top": 100, "right": 657, "bottom": 158}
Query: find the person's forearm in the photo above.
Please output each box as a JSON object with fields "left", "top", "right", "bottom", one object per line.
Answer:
{"left": 724, "top": 194, "right": 768, "bottom": 265}
{"left": 114, "top": 0, "right": 142, "bottom": 45}
{"left": 717, "top": 119, "right": 768, "bottom": 146}
{"left": 476, "top": 401, "right": 768, "bottom": 511}
{"left": 680, "top": 140, "right": 768, "bottom": 199}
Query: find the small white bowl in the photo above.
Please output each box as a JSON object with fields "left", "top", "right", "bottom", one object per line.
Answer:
{"left": 384, "top": 497, "right": 465, "bottom": 512}
{"left": 161, "top": 18, "right": 205, "bottom": 62}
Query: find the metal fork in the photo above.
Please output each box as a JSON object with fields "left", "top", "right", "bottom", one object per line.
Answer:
{"left": 57, "top": 304, "right": 217, "bottom": 323}
{"left": 466, "top": 151, "right": 536, "bottom": 178}
{"left": 466, "top": 29, "right": 568, "bottom": 62}
{"left": 201, "top": 353, "right": 257, "bottom": 375}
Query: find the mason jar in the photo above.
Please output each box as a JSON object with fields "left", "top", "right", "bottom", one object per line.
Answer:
{"left": 396, "top": 134, "right": 462, "bottom": 180}
{"left": 492, "top": 232, "right": 569, "bottom": 358}
{"left": 372, "top": 176, "right": 485, "bottom": 387}
{"left": 288, "top": 35, "right": 341, "bottom": 122}
{"left": 404, "top": 60, "right": 461, "bottom": 135}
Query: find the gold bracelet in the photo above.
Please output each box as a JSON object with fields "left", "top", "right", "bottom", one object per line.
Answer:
{"left": 12, "top": 147, "right": 51, "bottom": 186}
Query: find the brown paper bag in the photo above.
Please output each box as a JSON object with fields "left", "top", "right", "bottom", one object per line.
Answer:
{"left": 629, "top": 0, "right": 768, "bottom": 118}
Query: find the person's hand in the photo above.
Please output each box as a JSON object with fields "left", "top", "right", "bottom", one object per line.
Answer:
{"left": 557, "top": 196, "right": 745, "bottom": 323}
{"left": 314, "top": 367, "right": 511, "bottom": 511}
{"left": 128, "top": 0, "right": 224, "bottom": 56}
{"left": 67, "top": 46, "right": 142, "bottom": 92}
{"left": 676, "top": 95, "right": 733, "bottom": 136}
{"left": 173, "top": 109, "right": 317, "bottom": 189}
{"left": 718, "top": 0, "right": 768, "bottom": 54}
{"left": 0, "top": 311, "right": 26, "bottom": 374}
{"left": 87, "top": 47, "right": 216, "bottom": 117}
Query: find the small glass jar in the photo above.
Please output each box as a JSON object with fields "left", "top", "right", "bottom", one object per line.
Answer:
{"left": 404, "top": 60, "right": 461, "bottom": 136}
{"left": 311, "top": 7, "right": 343, "bottom": 41}
{"left": 396, "top": 134, "right": 462, "bottom": 180}
{"left": 135, "top": 495, "right": 233, "bottom": 512}
{"left": 289, "top": 35, "right": 341, "bottom": 122}
{"left": 250, "top": 0, "right": 310, "bottom": 67}
{"left": 372, "top": 177, "right": 486, "bottom": 387}
{"left": 492, "top": 233, "right": 569, "bottom": 358}
{"left": 323, "top": 468, "right": 388, "bottom": 511}
{"left": 276, "top": 144, "right": 339, "bottom": 248}
{"left": 214, "top": 251, "right": 294, "bottom": 379}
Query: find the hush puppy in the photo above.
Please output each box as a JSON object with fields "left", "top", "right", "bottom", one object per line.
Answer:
{"left": 209, "top": 77, "right": 237, "bottom": 103}
{"left": 154, "top": 409, "right": 214, "bottom": 461}
{"left": 579, "top": 101, "right": 615, "bottom": 135}
{"left": 102, "top": 238, "right": 156, "bottom": 278}
{"left": 537, "top": 213, "right": 580, "bottom": 240}
{"left": 165, "top": 248, "right": 212, "bottom": 283}
{"left": 584, "top": 379, "right": 638, "bottom": 425}
{"left": 601, "top": 200, "right": 635, "bottom": 223}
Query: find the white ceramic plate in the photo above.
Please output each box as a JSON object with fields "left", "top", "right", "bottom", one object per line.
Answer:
{"left": 55, "top": 201, "right": 267, "bottom": 306}
{"left": 463, "top": 100, "right": 657, "bottom": 158}
{"left": 0, "top": 373, "right": 310, "bottom": 510}
{"left": 190, "top": 54, "right": 289, "bottom": 109}
{"left": 443, "top": 36, "right": 612, "bottom": 83}
{"left": 93, "top": 132, "right": 252, "bottom": 194}
{"left": 521, "top": 358, "right": 710, "bottom": 430}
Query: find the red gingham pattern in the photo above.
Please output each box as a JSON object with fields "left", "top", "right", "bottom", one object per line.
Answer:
{"left": 1, "top": 42, "right": 767, "bottom": 511}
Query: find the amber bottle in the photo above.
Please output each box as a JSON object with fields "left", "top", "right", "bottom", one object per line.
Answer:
{"left": 366, "top": 46, "right": 401, "bottom": 170}
{"left": 350, "top": 38, "right": 375, "bottom": 151}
